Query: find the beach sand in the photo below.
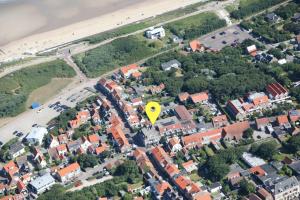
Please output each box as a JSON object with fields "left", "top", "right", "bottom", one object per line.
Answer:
{"left": 0, "top": 0, "right": 203, "bottom": 62}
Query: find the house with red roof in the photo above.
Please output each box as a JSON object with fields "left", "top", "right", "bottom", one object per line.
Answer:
{"left": 33, "top": 148, "right": 47, "bottom": 169}
{"left": 119, "top": 64, "right": 140, "bottom": 79}
{"left": 57, "top": 162, "right": 81, "bottom": 183}
{"left": 151, "top": 146, "right": 172, "bottom": 168}
{"left": 212, "top": 115, "right": 229, "bottom": 128}
{"left": 266, "top": 82, "right": 289, "bottom": 101}
{"left": 178, "top": 92, "right": 190, "bottom": 103}
{"left": 165, "top": 163, "right": 180, "bottom": 178}
{"left": 222, "top": 121, "right": 250, "bottom": 141}
{"left": 69, "top": 110, "right": 90, "bottom": 129}
{"left": 276, "top": 115, "right": 291, "bottom": 129}
{"left": 189, "top": 92, "right": 209, "bottom": 104}
{"left": 182, "top": 128, "right": 223, "bottom": 149}
{"left": 87, "top": 134, "right": 101, "bottom": 146}
{"left": 174, "top": 105, "right": 193, "bottom": 121}
{"left": 182, "top": 160, "right": 197, "bottom": 173}
{"left": 149, "top": 83, "right": 165, "bottom": 94}
{"left": 255, "top": 117, "right": 270, "bottom": 131}
{"left": 189, "top": 40, "right": 204, "bottom": 52}
{"left": 109, "top": 126, "right": 130, "bottom": 153}
{"left": 168, "top": 137, "right": 182, "bottom": 153}
{"left": 227, "top": 92, "right": 270, "bottom": 121}
{"left": 289, "top": 110, "right": 300, "bottom": 123}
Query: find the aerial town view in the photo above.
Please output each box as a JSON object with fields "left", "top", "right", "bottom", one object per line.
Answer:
{"left": 1, "top": 0, "right": 300, "bottom": 199}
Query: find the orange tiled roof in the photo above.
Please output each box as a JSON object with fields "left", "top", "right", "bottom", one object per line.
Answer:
{"left": 87, "top": 134, "right": 100, "bottom": 143}
{"left": 190, "top": 92, "right": 208, "bottom": 104}
{"left": 193, "top": 192, "right": 212, "bottom": 200}
{"left": 151, "top": 146, "right": 171, "bottom": 165}
{"left": 249, "top": 166, "right": 266, "bottom": 177}
{"left": 120, "top": 64, "right": 139, "bottom": 76}
{"left": 169, "top": 137, "right": 180, "bottom": 148}
{"left": 165, "top": 163, "right": 180, "bottom": 177}
{"left": 255, "top": 117, "right": 270, "bottom": 126}
{"left": 223, "top": 121, "right": 250, "bottom": 140}
{"left": 189, "top": 40, "right": 202, "bottom": 52}
{"left": 178, "top": 92, "right": 190, "bottom": 102}
{"left": 156, "top": 181, "right": 171, "bottom": 195}
{"left": 3, "top": 161, "right": 19, "bottom": 177}
{"left": 95, "top": 143, "right": 108, "bottom": 155}
{"left": 174, "top": 175, "right": 190, "bottom": 191}
{"left": 57, "top": 162, "right": 80, "bottom": 178}
{"left": 252, "top": 95, "right": 269, "bottom": 106}
{"left": 110, "top": 126, "right": 130, "bottom": 148}
{"left": 212, "top": 115, "right": 228, "bottom": 124}
{"left": 182, "top": 128, "right": 222, "bottom": 148}
{"left": 182, "top": 160, "right": 195, "bottom": 169}
{"left": 277, "top": 115, "right": 289, "bottom": 125}
{"left": 17, "top": 181, "right": 26, "bottom": 191}
{"left": 56, "top": 144, "right": 67, "bottom": 152}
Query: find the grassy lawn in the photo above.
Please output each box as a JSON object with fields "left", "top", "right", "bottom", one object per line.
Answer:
{"left": 26, "top": 78, "right": 72, "bottom": 107}
{"left": 0, "top": 59, "right": 76, "bottom": 118}
{"left": 230, "top": 0, "right": 286, "bottom": 19}
{"left": 165, "top": 12, "right": 226, "bottom": 39}
{"left": 189, "top": 172, "right": 201, "bottom": 182}
{"left": 74, "top": 35, "right": 169, "bottom": 78}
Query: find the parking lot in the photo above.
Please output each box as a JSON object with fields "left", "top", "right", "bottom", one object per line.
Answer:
{"left": 200, "top": 25, "right": 253, "bottom": 51}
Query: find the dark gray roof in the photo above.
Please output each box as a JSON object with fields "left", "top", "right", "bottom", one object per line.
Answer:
{"left": 161, "top": 59, "right": 181, "bottom": 71}
{"left": 289, "top": 160, "right": 300, "bottom": 175}
{"left": 273, "top": 176, "right": 299, "bottom": 195}
{"left": 9, "top": 141, "right": 24, "bottom": 154}
{"left": 260, "top": 164, "right": 277, "bottom": 175}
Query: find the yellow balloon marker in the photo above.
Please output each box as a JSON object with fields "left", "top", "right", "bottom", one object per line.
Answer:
{"left": 145, "top": 101, "right": 161, "bottom": 125}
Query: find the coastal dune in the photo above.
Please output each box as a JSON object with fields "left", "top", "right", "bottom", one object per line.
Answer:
{"left": 0, "top": 0, "right": 204, "bottom": 62}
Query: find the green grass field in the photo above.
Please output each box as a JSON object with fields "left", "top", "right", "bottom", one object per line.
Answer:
{"left": 74, "top": 35, "right": 168, "bottom": 78}
{"left": 0, "top": 59, "right": 76, "bottom": 118}
{"left": 165, "top": 12, "right": 226, "bottom": 39}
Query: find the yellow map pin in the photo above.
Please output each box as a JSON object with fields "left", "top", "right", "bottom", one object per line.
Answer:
{"left": 145, "top": 101, "right": 161, "bottom": 125}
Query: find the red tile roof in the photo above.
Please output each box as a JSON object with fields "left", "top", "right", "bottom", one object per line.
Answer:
{"left": 165, "top": 163, "right": 180, "bottom": 177}
{"left": 190, "top": 92, "right": 209, "bottom": 104}
{"left": 178, "top": 92, "right": 190, "bottom": 102}
{"left": 223, "top": 121, "right": 250, "bottom": 141}
{"left": 57, "top": 162, "right": 80, "bottom": 178}
{"left": 110, "top": 126, "right": 130, "bottom": 149}
{"left": 249, "top": 166, "right": 266, "bottom": 177}
{"left": 87, "top": 134, "right": 100, "bottom": 143}
{"left": 120, "top": 64, "right": 139, "bottom": 76}
{"left": 174, "top": 105, "right": 192, "bottom": 121}
{"left": 255, "top": 117, "right": 270, "bottom": 127}
{"left": 266, "top": 82, "right": 288, "bottom": 98}
{"left": 156, "top": 181, "right": 171, "bottom": 195}
{"left": 252, "top": 95, "right": 269, "bottom": 106}
{"left": 151, "top": 146, "right": 171, "bottom": 166}
{"left": 193, "top": 192, "right": 212, "bottom": 200}
{"left": 189, "top": 40, "right": 202, "bottom": 52}
{"left": 212, "top": 115, "right": 228, "bottom": 127}
{"left": 277, "top": 115, "right": 289, "bottom": 125}
{"left": 182, "top": 128, "right": 222, "bottom": 148}
{"left": 3, "top": 161, "right": 19, "bottom": 178}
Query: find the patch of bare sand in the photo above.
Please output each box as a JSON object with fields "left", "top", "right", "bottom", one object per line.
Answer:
{"left": 26, "top": 78, "right": 73, "bottom": 108}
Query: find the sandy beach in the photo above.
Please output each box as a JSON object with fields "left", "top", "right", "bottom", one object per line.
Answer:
{"left": 0, "top": 0, "right": 204, "bottom": 62}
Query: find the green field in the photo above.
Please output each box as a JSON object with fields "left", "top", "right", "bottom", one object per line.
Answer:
{"left": 0, "top": 59, "right": 76, "bottom": 118}
{"left": 165, "top": 12, "right": 226, "bottom": 39}
{"left": 74, "top": 11, "right": 226, "bottom": 78}
{"left": 74, "top": 35, "right": 168, "bottom": 77}
{"left": 230, "top": 0, "right": 286, "bottom": 19}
